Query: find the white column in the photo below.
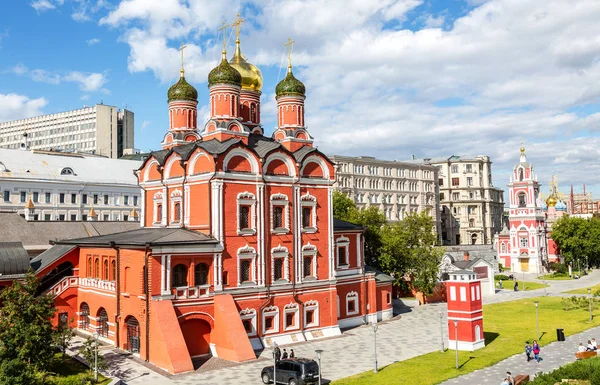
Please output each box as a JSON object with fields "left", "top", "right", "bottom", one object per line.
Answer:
{"left": 294, "top": 186, "right": 301, "bottom": 282}
{"left": 166, "top": 255, "right": 172, "bottom": 292}
{"left": 213, "top": 253, "right": 223, "bottom": 291}
{"left": 161, "top": 255, "right": 167, "bottom": 294}
{"left": 257, "top": 183, "right": 265, "bottom": 286}
{"left": 184, "top": 185, "right": 190, "bottom": 226}
{"left": 328, "top": 186, "right": 334, "bottom": 280}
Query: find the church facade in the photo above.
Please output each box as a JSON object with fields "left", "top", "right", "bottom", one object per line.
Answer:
{"left": 31, "top": 28, "right": 393, "bottom": 374}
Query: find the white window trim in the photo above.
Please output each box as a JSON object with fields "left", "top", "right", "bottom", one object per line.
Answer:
{"left": 240, "top": 308, "right": 257, "bottom": 337}
{"left": 346, "top": 291, "right": 359, "bottom": 316}
{"left": 460, "top": 286, "right": 467, "bottom": 302}
{"left": 237, "top": 245, "right": 257, "bottom": 286}
{"left": 270, "top": 193, "right": 290, "bottom": 234}
{"left": 450, "top": 286, "right": 456, "bottom": 301}
{"left": 336, "top": 236, "right": 350, "bottom": 268}
{"left": 283, "top": 303, "right": 300, "bottom": 331}
{"left": 153, "top": 192, "right": 164, "bottom": 225}
{"left": 170, "top": 190, "right": 183, "bottom": 225}
{"left": 304, "top": 300, "right": 319, "bottom": 328}
{"left": 262, "top": 305, "right": 280, "bottom": 334}
{"left": 237, "top": 192, "right": 257, "bottom": 235}
{"left": 301, "top": 243, "right": 318, "bottom": 280}
{"left": 271, "top": 245, "right": 290, "bottom": 283}
{"left": 300, "top": 192, "right": 317, "bottom": 233}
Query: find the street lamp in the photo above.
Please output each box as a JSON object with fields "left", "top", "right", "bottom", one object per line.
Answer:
{"left": 371, "top": 323, "right": 378, "bottom": 373}
{"left": 438, "top": 311, "right": 444, "bottom": 353}
{"left": 453, "top": 320, "right": 458, "bottom": 369}
{"left": 534, "top": 301, "right": 540, "bottom": 340}
{"left": 588, "top": 288, "right": 593, "bottom": 322}
{"left": 92, "top": 331, "right": 99, "bottom": 383}
{"left": 273, "top": 342, "right": 278, "bottom": 385}
{"left": 315, "top": 349, "right": 323, "bottom": 385}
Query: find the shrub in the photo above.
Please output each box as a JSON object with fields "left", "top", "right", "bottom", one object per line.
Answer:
{"left": 0, "top": 359, "right": 37, "bottom": 385}
{"left": 550, "top": 262, "right": 568, "bottom": 274}
{"left": 495, "top": 274, "right": 510, "bottom": 280}
{"left": 529, "top": 357, "right": 600, "bottom": 384}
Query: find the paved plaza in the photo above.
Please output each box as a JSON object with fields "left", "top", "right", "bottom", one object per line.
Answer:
{"left": 79, "top": 270, "right": 600, "bottom": 385}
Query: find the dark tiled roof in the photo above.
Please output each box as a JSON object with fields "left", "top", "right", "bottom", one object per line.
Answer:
{"left": 30, "top": 245, "right": 76, "bottom": 273}
{"left": 334, "top": 218, "right": 363, "bottom": 231}
{"left": 365, "top": 266, "right": 395, "bottom": 283}
{"left": 247, "top": 134, "right": 282, "bottom": 158}
{"left": 0, "top": 242, "right": 30, "bottom": 275}
{"left": 293, "top": 146, "right": 317, "bottom": 162}
{"left": 452, "top": 259, "right": 479, "bottom": 269}
{"left": 0, "top": 213, "right": 140, "bottom": 249}
{"left": 54, "top": 227, "right": 218, "bottom": 247}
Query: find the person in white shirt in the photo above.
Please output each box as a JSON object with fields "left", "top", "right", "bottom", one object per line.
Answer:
{"left": 592, "top": 338, "right": 597, "bottom": 350}
{"left": 587, "top": 340, "right": 594, "bottom": 351}
{"left": 578, "top": 343, "right": 586, "bottom": 353}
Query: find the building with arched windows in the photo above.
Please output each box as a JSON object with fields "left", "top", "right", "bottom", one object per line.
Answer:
{"left": 21, "top": 31, "right": 393, "bottom": 375}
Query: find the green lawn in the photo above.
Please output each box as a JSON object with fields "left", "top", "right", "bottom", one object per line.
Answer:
{"left": 44, "top": 354, "right": 110, "bottom": 385}
{"left": 333, "top": 296, "right": 600, "bottom": 385}
{"left": 565, "top": 284, "right": 600, "bottom": 295}
{"left": 494, "top": 278, "right": 547, "bottom": 291}
{"left": 537, "top": 273, "right": 572, "bottom": 280}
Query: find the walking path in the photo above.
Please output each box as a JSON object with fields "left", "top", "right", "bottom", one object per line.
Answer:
{"left": 77, "top": 269, "right": 600, "bottom": 385}
{"left": 439, "top": 326, "right": 600, "bottom": 384}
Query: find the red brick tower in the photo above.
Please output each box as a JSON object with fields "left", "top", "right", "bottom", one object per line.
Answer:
{"left": 446, "top": 270, "right": 485, "bottom": 351}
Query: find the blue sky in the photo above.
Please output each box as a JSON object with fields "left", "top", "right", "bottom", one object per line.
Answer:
{"left": 1, "top": 0, "right": 600, "bottom": 199}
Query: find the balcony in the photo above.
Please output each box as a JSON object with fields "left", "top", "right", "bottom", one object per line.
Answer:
{"left": 79, "top": 277, "right": 116, "bottom": 292}
{"left": 172, "top": 284, "right": 211, "bottom": 300}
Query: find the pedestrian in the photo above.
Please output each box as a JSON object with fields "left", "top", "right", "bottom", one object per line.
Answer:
{"left": 532, "top": 340, "right": 541, "bottom": 363}
{"left": 282, "top": 348, "right": 288, "bottom": 359}
{"left": 289, "top": 349, "right": 295, "bottom": 358}
{"left": 578, "top": 342, "right": 586, "bottom": 353}
{"left": 506, "top": 371, "right": 514, "bottom": 385}
{"left": 587, "top": 340, "right": 594, "bottom": 351}
{"left": 500, "top": 378, "right": 510, "bottom": 385}
{"left": 499, "top": 279, "right": 503, "bottom": 289}
{"left": 592, "top": 338, "right": 597, "bottom": 350}
{"left": 524, "top": 342, "right": 532, "bottom": 362}
{"left": 514, "top": 281, "right": 518, "bottom": 292}
{"left": 274, "top": 345, "right": 281, "bottom": 362}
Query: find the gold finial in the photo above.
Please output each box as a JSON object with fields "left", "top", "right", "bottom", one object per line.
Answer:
{"left": 232, "top": 12, "right": 245, "bottom": 43}
{"left": 178, "top": 42, "right": 187, "bottom": 77}
{"left": 520, "top": 142, "right": 525, "bottom": 155}
{"left": 284, "top": 37, "right": 295, "bottom": 73}
{"left": 218, "top": 21, "right": 229, "bottom": 59}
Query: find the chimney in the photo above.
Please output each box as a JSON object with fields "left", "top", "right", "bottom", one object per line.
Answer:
{"left": 463, "top": 251, "right": 469, "bottom": 261}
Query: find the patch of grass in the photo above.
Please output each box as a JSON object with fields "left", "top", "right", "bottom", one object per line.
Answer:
{"left": 44, "top": 354, "right": 110, "bottom": 385}
{"left": 333, "top": 296, "right": 600, "bottom": 385}
{"left": 565, "top": 284, "right": 600, "bottom": 295}
{"left": 494, "top": 278, "right": 546, "bottom": 291}
{"left": 538, "top": 273, "right": 572, "bottom": 280}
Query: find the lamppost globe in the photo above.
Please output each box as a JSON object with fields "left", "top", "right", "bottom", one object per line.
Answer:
{"left": 315, "top": 349, "right": 324, "bottom": 385}
{"left": 371, "top": 323, "right": 378, "bottom": 333}
{"left": 315, "top": 349, "right": 323, "bottom": 360}
{"left": 93, "top": 331, "right": 99, "bottom": 341}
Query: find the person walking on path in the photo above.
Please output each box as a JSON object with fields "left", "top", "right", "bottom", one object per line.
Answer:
{"left": 532, "top": 340, "right": 541, "bottom": 363}
{"left": 274, "top": 345, "right": 281, "bottom": 362}
{"left": 289, "top": 349, "right": 295, "bottom": 358}
{"left": 282, "top": 349, "right": 288, "bottom": 359}
{"left": 514, "top": 281, "right": 519, "bottom": 292}
{"left": 524, "top": 342, "right": 532, "bottom": 362}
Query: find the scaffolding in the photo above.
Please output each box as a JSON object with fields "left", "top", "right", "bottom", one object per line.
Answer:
{"left": 568, "top": 185, "right": 600, "bottom": 215}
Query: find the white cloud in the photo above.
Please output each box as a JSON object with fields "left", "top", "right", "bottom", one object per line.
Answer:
{"left": 0, "top": 93, "right": 48, "bottom": 122}
{"left": 30, "top": 0, "right": 57, "bottom": 12}
{"left": 86, "top": 38, "right": 101, "bottom": 46}
{"left": 63, "top": 71, "right": 107, "bottom": 92}
{"left": 141, "top": 120, "right": 150, "bottom": 131}
{"left": 99, "top": 0, "right": 600, "bottom": 194}
{"left": 9, "top": 65, "right": 107, "bottom": 92}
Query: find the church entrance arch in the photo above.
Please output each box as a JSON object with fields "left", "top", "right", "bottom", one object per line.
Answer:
{"left": 125, "top": 316, "right": 140, "bottom": 353}
{"left": 178, "top": 313, "right": 213, "bottom": 358}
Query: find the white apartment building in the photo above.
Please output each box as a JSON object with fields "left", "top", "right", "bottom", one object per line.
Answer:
{"left": 412, "top": 155, "right": 504, "bottom": 246}
{"left": 329, "top": 155, "right": 440, "bottom": 233}
{"left": 0, "top": 104, "right": 134, "bottom": 159}
{"left": 0, "top": 148, "right": 142, "bottom": 222}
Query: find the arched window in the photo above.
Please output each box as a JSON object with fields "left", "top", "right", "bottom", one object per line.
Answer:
{"left": 518, "top": 192, "right": 526, "bottom": 207}
{"left": 518, "top": 168, "right": 524, "bottom": 181}
{"left": 172, "top": 264, "right": 188, "bottom": 287}
{"left": 94, "top": 258, "right": 100, "bottom": 278}
{"left": 194, "top": 263, "right": 209, "bottom": 286}
{"left": 80, "top": 303, "right": 90, "bottom": 331}
{"left": 87, "top": 257, "right": 92, "bottom": 277}
{"left": 60, "top": 167, "right": 75, "bottom": 175}
{"left": 471, "top": 233, "right": 478, "bottom": 245}
{"left": 103, "top": 260, "right": 109, "bottom": 280}
{"left": 475, "top": 325, "right": 482, "bottom": 341}
{"left": 156, "top": 204, "right": 163, "bottom": 222}
{"left": 98, "top": 308, "right": 109, "bottom": 338}
{"left": 125, "top": 316, "right": 140, "bottom": 353}
{"left": 174, "top": 202, "right": 181, "bottom": 222}
{"left": 110, "top": 260, "right": 116, "bottom": 281}
{"left": 469, "top": 218, "right": 475, "bottom": 227}
{"left": 501, "top": 243, "right": 507, "bottom": 253}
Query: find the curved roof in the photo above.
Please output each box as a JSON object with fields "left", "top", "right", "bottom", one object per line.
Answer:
{"left": 0, "top": 242, "right": 30, "bottom": 276}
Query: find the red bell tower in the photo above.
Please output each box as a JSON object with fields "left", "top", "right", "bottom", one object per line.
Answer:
{"left": 446, "top": 270, "right": 485, "bottom": 351}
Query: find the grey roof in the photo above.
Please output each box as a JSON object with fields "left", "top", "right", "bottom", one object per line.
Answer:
{"left": 0, "top": 148, "right": 141, "bottom": 185}
{"left": 452, "top": 259, "right": 479, "bottom": 270}
{"left": 55, "top": 227, "right": 218, "bottom": 247}
{"left": 0, "top": 242, "right": 30, "bottom": 275}
{"left": 402, "top": 155, "right": 490, "bottom": 164}
{"left": 365, "top": 266, "right": 395, "bottom": 283}
{"left": 334, "top": 218, "right": 363, "bottom": 231}
{"left": 30, "top": 245, "right": 76, "bottom": 273}
{"left": 450, "top": 269, "right": 477, "bottom": 275}
{"left": 0, "top": 213, "right": 140, "bottom": 250}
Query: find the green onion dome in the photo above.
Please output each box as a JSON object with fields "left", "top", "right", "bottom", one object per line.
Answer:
{"left": 208, "top": 52, "right": 242, "bottom": 88}
{"left": 275, "top": 68, "right": 306, "bottom": 97}
{"left": 167, "top": 73, "right": 198, "bottom": 103}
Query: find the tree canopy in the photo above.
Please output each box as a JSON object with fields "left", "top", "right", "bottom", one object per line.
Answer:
{"left": 551, "top": 216, "right": 600, "bottom": 267}
{"left": 332, "top": 191, "right": 443, "bottom": 294}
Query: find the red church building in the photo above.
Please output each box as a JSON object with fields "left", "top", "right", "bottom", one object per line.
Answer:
{"left": 18, "top": 32, "right": 393, "bottom": 374}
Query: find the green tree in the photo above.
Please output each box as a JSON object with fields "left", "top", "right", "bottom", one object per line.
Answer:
{"left": 551, "top": 216, "right": 599, "bottom": 266}
{"left": 0, "top": 359, "right": 37, "bottom": 385}
{"left": 53, "top": 319, "right": 75, "bottom": 360}
{"left": 332, "top": 190, "right": 356, "bottom": 220}
{"left": 80, "top": 337, "right": 107, "bottom": 375}
{"left": 379, "top": 211, "right": 444, "bottom": 294}
{"left": 0, "top": 271, "right": 56, "bottom": 372}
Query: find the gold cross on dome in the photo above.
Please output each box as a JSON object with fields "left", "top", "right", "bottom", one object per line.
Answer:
{"left": 284, "top": 37, "right": 295, "bottom": 70}
{"left": 178, "top": 42, "right": 187, "bottom": 74}
{"left": 232, "top": 12, "right": 245, "bottom": 41}
{"left": 218, "top": 21, "right": 229, "bottom": 52}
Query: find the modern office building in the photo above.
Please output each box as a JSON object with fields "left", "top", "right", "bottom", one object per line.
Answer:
{"left": 0, "top": 104, "right": 134, "bottom": 159}
{"left": 0, "top": 148, "right": 142, "bottom": 222}
{"left": 412, "top": 155, "right": 504, "bottom": 246}
{"left": 329, "top": 155, "right": 440, "bottom": 230}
